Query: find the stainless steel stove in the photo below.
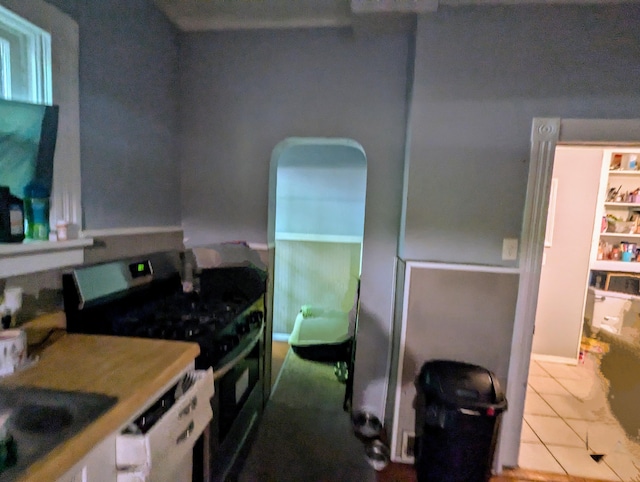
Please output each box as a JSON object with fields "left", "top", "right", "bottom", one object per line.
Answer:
{"left": 62, "top": 250, "right": 268, "bottom": 481}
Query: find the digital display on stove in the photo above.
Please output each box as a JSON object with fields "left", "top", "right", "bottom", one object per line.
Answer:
{"left": 129, "top": 260, "right": 152, "bottom": 278}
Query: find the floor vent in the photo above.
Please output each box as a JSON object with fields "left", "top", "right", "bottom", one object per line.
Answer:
{"left": 402, "top": 431, "right": 416, "bottom": 461}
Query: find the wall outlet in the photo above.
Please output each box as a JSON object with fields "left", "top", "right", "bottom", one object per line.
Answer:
{"left": 502, "top": 238, "right": 518, "bottom": 260}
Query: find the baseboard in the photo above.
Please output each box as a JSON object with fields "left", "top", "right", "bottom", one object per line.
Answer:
{"left": 272, "top": 332, "right": 290, "bottom": 342}
{"left": 531, "top": 353, "right": 578, "bottom": 365}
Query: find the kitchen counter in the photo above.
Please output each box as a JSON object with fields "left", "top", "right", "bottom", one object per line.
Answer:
{"left": 0, "top": 333, "right": 200, "bottom": 481}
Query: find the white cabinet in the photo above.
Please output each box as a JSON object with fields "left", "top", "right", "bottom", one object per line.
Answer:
{"left": 115, "top": 367, "right": 213, "bottom": 482}
{"left": 57, "top": 433, "right": 117, "bottom": 482}
{"left": 57, "top": 365, "right": 212, "bottom": 482}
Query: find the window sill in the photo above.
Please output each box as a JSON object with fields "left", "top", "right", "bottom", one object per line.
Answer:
{"left": 0, "top": 238, "right": 94, "bottom": 277}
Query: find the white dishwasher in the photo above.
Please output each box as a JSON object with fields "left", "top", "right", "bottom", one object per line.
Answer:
{"left": 115, "top": 367, "right": 214, "bottom": 482}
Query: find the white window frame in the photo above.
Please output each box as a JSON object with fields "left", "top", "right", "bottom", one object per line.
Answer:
{"left": 0, "top": 0, "right": 81, "bottom": 232}
{"left": 0, "top": 3, "right": 51, "bottom": 104}
{"left": 0, "top": 37, "right": 10, "bottom": 98}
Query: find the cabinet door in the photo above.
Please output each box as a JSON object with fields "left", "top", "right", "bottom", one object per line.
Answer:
{"left": 532, "top": 146, "right": 605, "bottom": 361}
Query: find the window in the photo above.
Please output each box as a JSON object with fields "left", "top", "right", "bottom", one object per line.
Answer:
{"left": 0, "top": 4, "right": 51, "bottom": 104}
{"left": 0, "top": 0, "right": 81, "bottom": 239}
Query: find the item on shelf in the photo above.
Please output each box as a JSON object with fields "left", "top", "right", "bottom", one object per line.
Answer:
{"left": 23, "top": 182, "right": 50, "bottom": 241}
{"left": 622, "top": 154, "right": 639, "bottom": 170}
{"left": 607, "top": 218, "right": 636, "bottom": 234}
{"left": 608, "top": 186, "right": 622, "bottom": 202}
{"left": 610, "top": 154, "right": 623, "bottom": 170}
{"left": 0, "top": 187, "right": 25, "bottom": 243}
{"left": 610, "top": 245, "right": 621, "bottom": 260}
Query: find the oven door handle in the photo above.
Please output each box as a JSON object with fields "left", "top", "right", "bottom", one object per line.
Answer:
{"left": 213, "top": 324, "right": 264, "bottom": 379}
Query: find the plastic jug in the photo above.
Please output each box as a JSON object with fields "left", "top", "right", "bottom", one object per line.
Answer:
{"left": 23, "top": 182, "right": 50, "bottom": 241}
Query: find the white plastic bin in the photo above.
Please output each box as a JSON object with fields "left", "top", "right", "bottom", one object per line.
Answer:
{"left": 584, "top": 287, "right": 639, "bottom": 335}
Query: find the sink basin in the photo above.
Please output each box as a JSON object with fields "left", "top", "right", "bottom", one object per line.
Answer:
{"left": 0, "top": 385, "right": 117, "bottom": 480}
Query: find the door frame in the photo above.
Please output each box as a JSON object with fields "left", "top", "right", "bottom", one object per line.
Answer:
{"left": 265, "top": 137, "right": 368, "bottom": 402}
{"left": 498, "top": 118, "right": 640, "bottom": 469}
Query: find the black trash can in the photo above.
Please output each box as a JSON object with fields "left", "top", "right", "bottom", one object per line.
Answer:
{"left": 414, "top": 359, "right": 507, "bottom": 482}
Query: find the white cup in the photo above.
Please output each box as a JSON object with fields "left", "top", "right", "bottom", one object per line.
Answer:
{"left": 0, "top": 330, "right": 27, "bottom": 376}
{"left": 3, "top": 288, "right": 22, "bottom": 315}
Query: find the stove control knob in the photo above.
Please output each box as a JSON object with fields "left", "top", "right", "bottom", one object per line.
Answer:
{"left": 218, "top": 334, "right": 240, "bottom": 354}
{"left": 235, "top": 319, "right": 250, "bottom": 335}
{"left": 217, "top": 338, "right": 232, "bottom": 355}
{"left": 248, "top": 311, "right": 263, "bottom": 328}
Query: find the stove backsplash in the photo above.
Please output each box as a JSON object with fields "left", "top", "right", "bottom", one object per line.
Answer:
{"left": 3, "top": 231, "right": 188, "bottom": 327}
{"left": 199, "top": 266, "right": 267, "bottom": 306}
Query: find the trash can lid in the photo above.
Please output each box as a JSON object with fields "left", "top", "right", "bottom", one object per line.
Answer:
{"left": 417, "top": 359, "right": 506, "bottom": 410}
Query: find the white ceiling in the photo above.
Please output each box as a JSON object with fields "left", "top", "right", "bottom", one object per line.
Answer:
{"left": 153, "top": 0, "right": 640, "bottom": 31}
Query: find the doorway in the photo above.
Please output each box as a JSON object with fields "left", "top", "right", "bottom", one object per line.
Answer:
{"left": 517, "top": 144, "right": 640, "bottom": 479}
{"left": 498, "top": 118, "right": 640, "bottom": 474}
{"left": 266, "top": 137, "right": 367, "bottom": 408}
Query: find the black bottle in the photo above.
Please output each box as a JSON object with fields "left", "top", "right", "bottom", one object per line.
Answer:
{"left": 0, "top": 186, "right": 25, "bottom": 243}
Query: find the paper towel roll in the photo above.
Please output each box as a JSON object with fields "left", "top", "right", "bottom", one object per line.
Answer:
{"left": 0, "top": 330, "right": 26, "bottom": 377}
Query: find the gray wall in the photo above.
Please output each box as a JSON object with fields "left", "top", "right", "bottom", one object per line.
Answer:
{"left": 44, "top": 0, "right": 181, "bottom": 230}
{"left": 403, "top": 4, "right": 640, "bottom": 264}
{"left": 532, "top": 147, "right": 603, "bottom": 360}
{"left": 31, "top": 0, "right": 640, "bottom": 424}
{"left": 179, "top": 28, "right": 411, "bottom": 412}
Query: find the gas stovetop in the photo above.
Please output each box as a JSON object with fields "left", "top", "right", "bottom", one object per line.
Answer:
{"left": 62, "top": 251, "right": 266, "bottom": 372}
{"left": 109, "top": 291, "right": 264, "bottom": 369}
{"left": 111, "top": 291, "right": 249, "bottom": 338}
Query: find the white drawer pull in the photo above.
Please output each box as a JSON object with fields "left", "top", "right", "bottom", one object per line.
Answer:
{"left": 179, "top": 397, "right": 198, "bottom": 418}
{"left": 177, "top": 420, "right": 195, "bottom": 444}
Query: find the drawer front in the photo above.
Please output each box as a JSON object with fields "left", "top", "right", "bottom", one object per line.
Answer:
{"left": 116, "top": 368, "right": 214, "bottom": 472}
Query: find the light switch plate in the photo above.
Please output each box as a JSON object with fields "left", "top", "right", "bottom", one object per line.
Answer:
{"left": 502, "top": 238, "right": 518, "bottom": 260}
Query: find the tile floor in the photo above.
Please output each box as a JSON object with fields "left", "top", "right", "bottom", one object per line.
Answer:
{"left": 519, "top": 355, "right": 640, "bottom": 481}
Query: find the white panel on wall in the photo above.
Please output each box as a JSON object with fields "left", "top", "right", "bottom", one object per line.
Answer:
{"left": 390, "top": 263, "right": 519, "bottom": 463}
{"left": 272, "top": 239, "right": 361, "bottom": 334}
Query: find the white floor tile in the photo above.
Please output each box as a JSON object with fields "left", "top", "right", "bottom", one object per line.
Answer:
{"left": 524, "top": 391, "right": 557, "bottom": 416}
{"left": 525, "top": 415, "right": 584, "bottom": 447}
{"left": 537, "top": 361, "right": 592, "bottom": 381}
{"left": 564, "top": 419, "right": 629, "bottom": 454}
{"left": 602, "top": 450, "right": 640, "bottom": 481}
{"left": 520, "top": 420, "right": 539, "bottom": 443}
{"left": 546, "top": 445, "right": 621, "bottom": 480}
{"left": 542, "top": 393, "right": 599, "bottom": 421}
{"left": 518, "top": 442, "right": 565, "bottom": 474}
{"left": 528, "top": 361, "right": 551, "bottom": 377}
{"left": 528, "top": 376, "right": 571, "bottom": 396}
{"left": 556, "top": 377, "right": 596, "bottom": 400}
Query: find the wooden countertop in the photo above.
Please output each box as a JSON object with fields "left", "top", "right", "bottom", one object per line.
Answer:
{"left": 0, "top": 333, "right": 200, "bottom": 482}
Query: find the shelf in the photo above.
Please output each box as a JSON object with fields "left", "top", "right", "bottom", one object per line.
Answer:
{"left": 609, "top": 170, "right": 640, "bottom": 176}
{"left": 591, "top": 260, "right": 640, "bottom": 273}
{"left": 600, "top": 232, "right": 640, "bottom": 238}
{"left": 605, "top": 202, "right": 640, "bottom": 208}
{"left": 0, "top": 238, "right": 93, "bottom": 255}
{"left": 0, "top": 238, "right": 93, "bottom": 277}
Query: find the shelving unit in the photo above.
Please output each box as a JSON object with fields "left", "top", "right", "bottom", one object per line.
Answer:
{"left": 593, "top": 149, "right": 640, "bottom": 271}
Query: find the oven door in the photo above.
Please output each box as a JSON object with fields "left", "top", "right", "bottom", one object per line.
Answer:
{"left": 201, "top": 327, "right": 264, "bottom": 482}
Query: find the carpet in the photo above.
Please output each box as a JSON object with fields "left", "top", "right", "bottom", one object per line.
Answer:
{"left": 237, "top": 349, "right": 376, "bottom": 482}
{"left": 270, "top": 349, "right": 345, "bottom": 408}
